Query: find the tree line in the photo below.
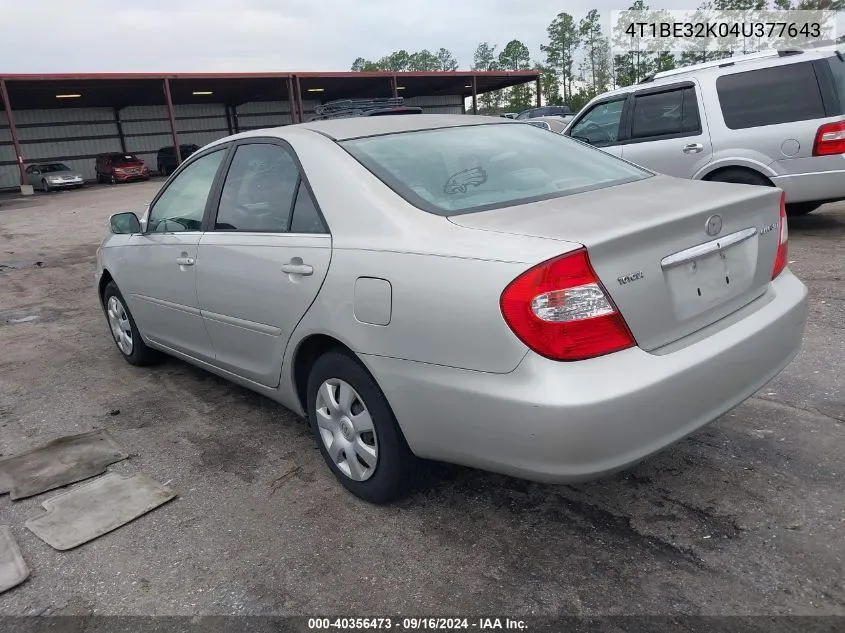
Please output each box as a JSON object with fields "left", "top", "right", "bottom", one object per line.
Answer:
{"left": 349, "top": 0, "right": 843, "bottom": 114}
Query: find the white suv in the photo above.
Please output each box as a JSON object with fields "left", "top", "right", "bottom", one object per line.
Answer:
{"left": 564, "top": 44, "right": 845, "bottom": 216}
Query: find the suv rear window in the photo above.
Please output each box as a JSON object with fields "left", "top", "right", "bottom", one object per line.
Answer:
{"left": 341, "top": 123, "right": 650, "bottom": 216}
{"left": 716, "top": 61, "right": 825, "bottom": 129}
{"left": 826, "top": 54, "right": 845, "bottom": 113}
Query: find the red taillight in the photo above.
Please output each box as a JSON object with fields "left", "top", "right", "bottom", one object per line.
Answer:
{"left": 500, "top": 248, "right": 635, "bottom": 361}
{"left": 772, "top": 192, "right": 789, "bottom": 279}
{"left": 812, "top": 121, "right": 845, "bottom": 156}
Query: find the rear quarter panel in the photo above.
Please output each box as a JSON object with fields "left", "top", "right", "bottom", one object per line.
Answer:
{"left": 294, "top": 248, "right": 538, "bottom": 373}
{"left": 698, "top": 70, "right": 831, "bottom": 177}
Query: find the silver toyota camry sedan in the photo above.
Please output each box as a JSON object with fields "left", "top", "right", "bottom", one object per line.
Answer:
{"left": 95, "top": 115, "right": 807, "bottom": 503}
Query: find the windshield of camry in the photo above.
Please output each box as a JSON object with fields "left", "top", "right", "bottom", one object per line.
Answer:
{"left": 40, "top": 163, "right": 71, "bottom": 173}
{"left": 340, "top": 123, "right": 651, "bottom": 215}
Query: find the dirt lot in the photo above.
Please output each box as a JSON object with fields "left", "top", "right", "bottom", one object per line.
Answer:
{"left": 0, "top": 182, "right": 843, "bottom": 617}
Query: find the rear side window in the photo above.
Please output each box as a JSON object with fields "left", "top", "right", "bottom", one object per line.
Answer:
{"left": 290, "top": 183, "right": 327, "bottom": 233}
{"left": 631, "top": 86, "right": 700, "bottom": 139}
{"left": 341, "top": 123, "right": 650, "bottom": 216}
{"left": 716, "top": 62, "right": 825, "bottom": 129}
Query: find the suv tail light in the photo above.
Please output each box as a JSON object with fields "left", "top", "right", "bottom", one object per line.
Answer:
{"left": 812, "top": 121, "right": 845, "bottom": 156}
{"left": 772, "top": 192, "right": 789, "bottom": 279}
{"left": 500, "top": 249, "right": 635, "bottom": 361}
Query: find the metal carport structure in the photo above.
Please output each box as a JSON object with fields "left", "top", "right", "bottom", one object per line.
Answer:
{"left": 0, "top": 70, "right": 540, "bottom": 189}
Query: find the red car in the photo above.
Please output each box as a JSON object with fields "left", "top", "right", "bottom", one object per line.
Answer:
{"left": 95, "top": 153, "right": 150, "bottom": 184}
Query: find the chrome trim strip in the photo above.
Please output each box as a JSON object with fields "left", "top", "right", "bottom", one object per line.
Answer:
{"left": 132, "top": 294, "right": 201, "bottom": 316}
{"left": 661, "top": 227, "right": 758, "bottom": 270}
{"left": 200, "top": 309, "right": 281, "bottom": 336}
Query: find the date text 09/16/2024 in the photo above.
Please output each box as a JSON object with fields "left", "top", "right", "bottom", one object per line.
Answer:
{"left": 307, "top": 617, "right": 528, "bottom": 630}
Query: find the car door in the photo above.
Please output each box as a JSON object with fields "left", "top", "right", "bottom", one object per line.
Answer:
{"left": 116, "top": 147, "right": 228, "bottom": 360}
{"left": 196, "top": 140, "right": 331, "bottom": 387}
{"left": 619, "top": 82, "right": 712, "bottom": 177}
{"left": 25, "top": 166, "right": 37, "bottom": 186}
{"left": 565, "top": 97, "right": 627, "bottom": 158}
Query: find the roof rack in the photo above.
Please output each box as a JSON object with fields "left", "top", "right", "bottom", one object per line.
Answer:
{"left": 310, "top": 97, "right": 422, "bottom": 121}
{"left": 639, "top": 44, "right": 824, "bottom": 84}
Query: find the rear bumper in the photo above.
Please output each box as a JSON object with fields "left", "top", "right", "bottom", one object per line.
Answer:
{"left": 771, "top": 156, "right": 845, "bottom": 203}
{"left": 362, "top": 270, "right": 807, "bottom": 482}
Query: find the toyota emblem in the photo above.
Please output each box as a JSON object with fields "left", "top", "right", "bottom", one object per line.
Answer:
{"left": 705, "top": 214, "right": 723, "bottom": 237}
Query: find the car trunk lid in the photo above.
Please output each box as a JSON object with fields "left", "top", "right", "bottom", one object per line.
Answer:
{"left": 448, "top": 176, "right": 783, "bottom": 351}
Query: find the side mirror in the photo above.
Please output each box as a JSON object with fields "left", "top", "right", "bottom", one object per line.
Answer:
{"left": 109, "top": 211, "right": 141, "bottom": 235}
{"left": 573, "top": 135, "right": 593, "bottom": 145}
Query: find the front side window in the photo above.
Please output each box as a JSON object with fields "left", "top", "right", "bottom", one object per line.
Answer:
{"left": 215, "top": 143, "right": 300, "bottom": 232}
{"left": 147, "top": 149, "right": 225, "bottom": 233}
{"left": 568, "top": 99, "right": 625, "bottom": 146}
{"left": 717, "top": 62, "right": 825, "bottom": 129}
{"left": 341, "top": 122, "right": 650, "bottom": 216}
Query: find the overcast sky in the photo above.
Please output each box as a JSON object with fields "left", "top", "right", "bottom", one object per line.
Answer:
{"left": 0, "top": 0, "right": 686, "bottom": 74}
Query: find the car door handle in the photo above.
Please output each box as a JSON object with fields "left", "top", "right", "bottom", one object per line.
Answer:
{"left": 281, "top": 263, "right": 313, "bottom": 276}
{"left": 175, "top": 256, "right": 195, "bottom": 266}
{"left": 682, "top": 143, "right": 704, "bottom": 154}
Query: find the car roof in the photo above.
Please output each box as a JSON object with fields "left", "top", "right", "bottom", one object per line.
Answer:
{"left": 297, "top": 114, "right": 510, "bottom": 141}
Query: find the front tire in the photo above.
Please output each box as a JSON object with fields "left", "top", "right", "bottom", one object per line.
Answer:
{"left": 102, "top": 281, "right": 158, "bottom": 366}
{"left": 41, "top": 179, "right": 50, "bottom": 192}
{"left": 306, "top": 351, "right": 417, "bottom": 504}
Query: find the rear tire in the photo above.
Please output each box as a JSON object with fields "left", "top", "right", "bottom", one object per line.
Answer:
{"left": 306, "top": 351, "right": 417, "bottom": 504}
{"left": 705, "top": 168, "right": 773, "bottom": 187}
{"left": 786, "top": 202, "right": 821, "bottom": 216}
{"left": 102, "top": 281, "right": 159, "bottom": 366}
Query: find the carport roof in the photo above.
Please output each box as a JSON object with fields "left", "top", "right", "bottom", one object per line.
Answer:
{"left": 0, "top": 71, "right": 540, "bottom": 110}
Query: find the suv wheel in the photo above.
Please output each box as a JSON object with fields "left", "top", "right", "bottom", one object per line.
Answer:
{"left": 306, "top": 351, "right": 417, "bottom": 504}
{"left": 786, "top": 202, "right": 821, "bottom": 216}
{"left": 706, "top": 168, "right": 772, "bottom": 188}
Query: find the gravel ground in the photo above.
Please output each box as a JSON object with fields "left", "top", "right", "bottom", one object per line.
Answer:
{"left": 0, "top": 182, "right": 842, "bottom": 617}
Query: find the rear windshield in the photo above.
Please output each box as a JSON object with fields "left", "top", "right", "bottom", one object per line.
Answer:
{"left": 340, "top": 123, "right": 650, "bottom": 216}
{"left": 827, "top": 54, "right": 845, "bottom": 113}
